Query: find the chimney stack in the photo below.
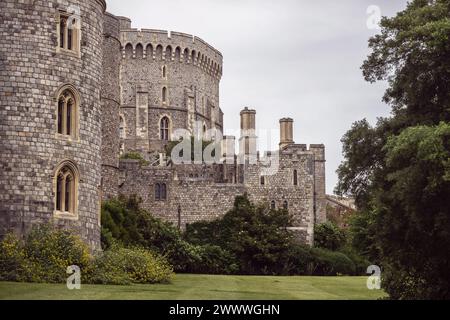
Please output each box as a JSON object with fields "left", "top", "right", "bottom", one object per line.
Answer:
{"left": 279, "top": 118, "right": 294, "bottom": 149}
{"left": 239, "top": 107, "right": 257, "bottom": 161}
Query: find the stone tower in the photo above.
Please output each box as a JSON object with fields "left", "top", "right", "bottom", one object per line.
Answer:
{"left": 0, "top": 0, "right": 106, "bottom": 250}
{"left": 118, "top": 26, "right": 224, "bottom": 155}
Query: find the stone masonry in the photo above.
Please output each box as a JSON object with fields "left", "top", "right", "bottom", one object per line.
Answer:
{"left": 0, "top": 1, "right": 326, "bottom": 249}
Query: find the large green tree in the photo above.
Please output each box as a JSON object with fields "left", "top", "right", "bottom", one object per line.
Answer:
{"left": 337, "top": 0, "right": 450, "bottom": 299}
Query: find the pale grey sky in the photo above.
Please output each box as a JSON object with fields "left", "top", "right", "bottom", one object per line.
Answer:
{"left": 107, "top": 0, "right": 408, "bottom": 194}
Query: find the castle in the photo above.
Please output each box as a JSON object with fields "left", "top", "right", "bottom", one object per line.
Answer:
{"left": 0, "top": 0, "right": 326, "bottom": 251}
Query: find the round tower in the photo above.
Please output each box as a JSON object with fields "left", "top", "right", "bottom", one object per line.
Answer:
{"left": 119, "top": 27, "right": 224, "bottom": 154}
{"left": 0, "top": 0, "right": 106, "bottom": 250}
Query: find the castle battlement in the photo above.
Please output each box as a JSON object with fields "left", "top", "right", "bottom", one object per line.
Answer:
{"left": 120, "top": 23, "right": 223, "bottom": 80}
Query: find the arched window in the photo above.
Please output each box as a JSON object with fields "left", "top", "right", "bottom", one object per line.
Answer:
{"left": 162, "top": 65, "right": 167, "bottom": 79}
{"left": 260, "top": 176, "right": 265, "bottom": 186}
{"left": 293, "top": 169, "right": 298, "bottom": 186}
{"left": 155, "top": 183, "right": 167, "bottom": 201}
{"left": 55, "top": 162, "right": 78, "bottom": 217}
{"left": 283, "top": 201, "right": 289, "bottom": 210}
{"left": 58, "top": 13, "right": 80, "bottom": 53}
{"left": 57, "top": 87, "right": 78, "bottom": 138}
{"left": 162, "top": 86, "right": 168, "bottom": 104}
{"left": 160, "top": 116, "right": 170, "bottom": 141}
{"left": 155, "top": 183, "right": 161, "bottom": 200}
{"left": 270, "top": 201, "right": 276, "bottom": 210}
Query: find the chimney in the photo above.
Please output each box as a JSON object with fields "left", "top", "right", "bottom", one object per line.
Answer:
{"left": 239, "top": 107, "right": 257, "bottom": 161}
{"left": 279, "top": 118, "right": 294, "bottom": 149}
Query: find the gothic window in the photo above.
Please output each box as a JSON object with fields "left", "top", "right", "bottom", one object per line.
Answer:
{"left": 162, "top": 86, "right": 168, "bottom": 104}
{"left": 271, "top": 201, "right": 276, "bottom": 210}
{"left": 155, "top": 183, "right": 167, "bottom": 201}
{"left": 57, "top": 12, "right": 80, "bottom": 54}
{"left": 283, "top": 201, "right": 289, "bottom": 210}
{"left": 160, "top": 116, "right": 170, "bottom": 141}
{"left": 54, "top": 162, "right": 78, "bottom": 217}
{"left": 57, "top": 87, "right": 78, "bottom": 138}
{"left": 293, "top": 169, "right": 298, "bottom": 186}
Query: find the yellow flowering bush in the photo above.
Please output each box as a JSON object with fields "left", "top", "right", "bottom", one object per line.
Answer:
{"left": 0, "top": 225, "right": 174, "bottom": 285}
{"left": 87, "top": 245, "right": 174, "bottom": 285}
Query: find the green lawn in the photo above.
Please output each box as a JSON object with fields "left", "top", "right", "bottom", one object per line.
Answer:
{"left": 0, "top": 274, "right": 387, "bottom": 300}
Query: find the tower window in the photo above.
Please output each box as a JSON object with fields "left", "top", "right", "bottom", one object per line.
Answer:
{"left": 57, "top": 87, "right": 78, "bottom": 138}
{"left": 57, "top": 12, "right": 80, "bottom": 54}
{"left": 160, "top": 116, "right": 170, "bottom": 141}
{"left": 155, "top": 183, "right": 168, "bottom": 201}
{"left": 162, "top": 65, "right": 167, "bottom": 79}
{"left": 54, "top": 161, "right": 79, "bottom": 218}
{"left": 162, "top": 87, "right": 168, "bottom": 104}
{"left": 260, "top": 176, "right": 265, "bottom": 186}
{"left": 270, "top": 201, "right": 276, "bottom": 210}
{"left": 283, "top": 201, "right": 289, "bottom": 210}
{"left": 293, "top": 170, "right": 298, "bottom": 186}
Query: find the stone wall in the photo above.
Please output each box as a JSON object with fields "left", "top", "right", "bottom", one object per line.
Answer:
{"left": 101, "top": 12, "right": 121, "bottom": 199}
{"left": 118, "top": 160, "right": 245, "bottom": 228}
{"left": 0, "top": 0, "right": 105, "bottom": 250}
{"left": 118, "top": 142, "right": 324, "bottom": 245}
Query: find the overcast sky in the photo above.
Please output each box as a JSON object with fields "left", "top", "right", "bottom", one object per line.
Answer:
{"left": 107, "top": 0, "right": 408, "bottom": 194}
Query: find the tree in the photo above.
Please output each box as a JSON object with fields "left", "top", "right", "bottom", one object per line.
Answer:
{"left": 337, "top": 0, "right": 450, "bottom": 299}
{"left": 376, "top": 123, "right": 450, "bottom": 299}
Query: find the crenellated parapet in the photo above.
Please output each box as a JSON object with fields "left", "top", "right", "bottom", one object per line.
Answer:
{"left": 120, "top": 26, "right": 223, "bottom": 81}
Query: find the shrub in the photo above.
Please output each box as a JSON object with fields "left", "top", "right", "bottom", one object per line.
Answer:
{"left": 0, "top": 234, "right": 33, "bottom": 282}
{"left": 310, "top": 248, "right": 356, "bottom": 276}
{"left": 0, "top": 225, "right": 91, "bottom": 283}
{"left": 87, "top": 245, "right": 174, "bottom": 285}
{"left": 314, "top": 222, "right": 348, "bottom": 251}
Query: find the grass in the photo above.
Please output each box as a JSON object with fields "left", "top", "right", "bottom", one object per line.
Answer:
{"left": 0, "top": 274, "right": 387, "bottom": 300}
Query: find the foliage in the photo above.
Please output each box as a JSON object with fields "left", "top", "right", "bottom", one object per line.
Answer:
{"left": 101, "top": 196, "right": 235, "bottom": 274}
{"left": 309, "top": 248, "right": 356, "bottom": 276}
{"left": 87, "top": 245, "right": 174, "bottom": 285}
{"left": 185, "top": 195, "right": 295, "bottom": 275}
{"left": 314, "top": 222, "right": 348, "bottom": 251}
{"left": 0, "top": 224, "right": 91, "bottom": 283}
{"left": 375, "top": 123, "right": 450, "bottom": 299}
{"left": 120, "top": 152, "right": 150, "bottom": 166}
{"left": 337, "top": 0, "right": 450, "bottom": 299}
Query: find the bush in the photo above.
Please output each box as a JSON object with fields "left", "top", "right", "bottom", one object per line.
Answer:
{"left": 310, "top": 248, "right": 356, "bottom": 276}
{"left": 0, "top": 225, "right": 173, "bottom": 285}
{"left": 314, "top": 222, "right": 347, "bottom": 251}
{"left": 0, "top": 234, "right": 33, "bottom": 282}
{"left": 87, "top": 245, "right": 174, "bottom": 285}
{"left": 0, "top": 224, "right": 91, "bottom": 283}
